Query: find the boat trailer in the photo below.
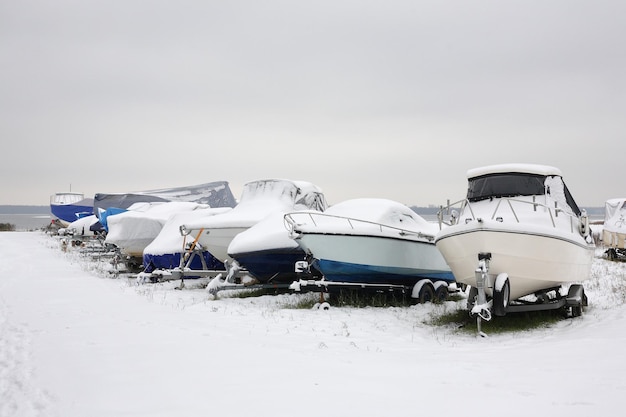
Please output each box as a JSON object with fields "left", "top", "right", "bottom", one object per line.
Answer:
{"left": 288, "top": 261, "right": 453, "bottom": 304}
{"left": 135, "top": 255, "right": 454, "bottom": 303}
{"left": 470, "top": 252, "right": 587, "bottom": 337}
{"left": 605, "top": 247, "right": 626, "bottom": 262}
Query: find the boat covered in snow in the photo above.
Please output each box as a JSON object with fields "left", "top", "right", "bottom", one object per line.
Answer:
{"left": 180, "top": 179, "right": 328, "bottom": 265}
{"left": 142, "top": 206, "right": 232, "bottom": 276}
{"left": 602, "top": 198, "right": 626, "bottom": 261}
{"left": 434, "top": 163, "right": 595, "bottom": 323}
{"left": 227, "top": 211, "right": 324, "bottom": 284}
{"left": 284, "top": 198, "right": 455, "bottom": 300}
{"left": 93, "top": 180, "right": 236, "bottom": 224}
{"left": 104, "top": 201, "right": 210, "bottom": 259}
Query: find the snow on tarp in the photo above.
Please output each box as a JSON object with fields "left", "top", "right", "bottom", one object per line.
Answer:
{"left": 143, "top": 206, "right": 232, "bottom": 257}
{"left": 62, "top": 214, "right": 100, "bottom": 236}
{"left": 182, "top": 179, "right": 327, "bottom": 230}
{"left": 603, "top": 198, "right": 626, "bottom": 234}
{"left": 93, "top": 180, "right": 237, "bottom": 220}
{"left": 104, "top": 202, "right": 209, "bottom": 257}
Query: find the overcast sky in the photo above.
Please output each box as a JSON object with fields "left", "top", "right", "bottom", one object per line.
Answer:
{"left": 1, "top": 0, "right": 624, "bottom": 207}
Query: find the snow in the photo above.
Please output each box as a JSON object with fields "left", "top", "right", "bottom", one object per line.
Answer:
{"left": 182, "top": 179, "right": 327, "bottom": 230}
{"left": 227, "top": 198, "right": 422, "bottom": 256}
{"left": 467, "top": 163, "right": 563, "bottom": 178}
{"left": 2, "top": 231, "right": 626, "bottom": 416}
{"left": 144, "top": 207, "right": 232, "bottom": 256}
{"left": 228, "top": 211, "right": 299, "bottom": 255}
{"left": 286, "top": 198, "right": 441, "bottom": 238}
{"left": 603, "top": 198, "right": 626, "bottom": 234}
{"left": 104, "top": 202, "right": 209, "bottom": 256}
{"left": 61, "top": 215, "right": 99, "bottom": 236}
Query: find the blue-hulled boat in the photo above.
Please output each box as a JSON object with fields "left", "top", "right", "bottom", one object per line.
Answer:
{"left": 50, "top": 192, "right": 94, "bottom": 226}
{"left": 228, "top": 211, "right": 323, "bottom": 284}
{"left": 284, "top": 198, "right": 455, "bottom": 292}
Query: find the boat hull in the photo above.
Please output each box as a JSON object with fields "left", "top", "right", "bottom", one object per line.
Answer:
{"left": 295, "top": 233, "right": 454, "bottom": 286}
{"left": 230, "top": 248, "right": 320, "bottom": 284}
{"left": 195, "top": 227, "right": 248, "bottom": 264}
{"left": 142, "top": 251, "right": 224, "bottom": 276}
{"left": 50, "top": 195, "right": 94, "bottom": 226}
{"left": 435, "top": 221, "right": 595, "bottom": 301}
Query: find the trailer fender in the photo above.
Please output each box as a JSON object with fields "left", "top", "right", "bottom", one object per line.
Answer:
{"left": 492, "top": 273, "right": 510, "bottom": 317}
{"left": 411, "top": 279, "right": 435, "bottom": 302}
{"left": 566, "top": 284, "right": 585, "bottom": 307}
{"left": 433, "top": 281, "right": 449, "bottom": 303}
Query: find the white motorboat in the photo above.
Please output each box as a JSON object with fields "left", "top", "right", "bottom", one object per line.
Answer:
{"left": 602, "top": 198, "right": 626, "bottom": 260}
{"left": 180, "top": 179, "right": 328, "bottom": 265}
{"left": 434, "top": 163, "right": 595, "bottom": 320}
{"left": 284, "top": 198, "right": 455, "bottom": 301}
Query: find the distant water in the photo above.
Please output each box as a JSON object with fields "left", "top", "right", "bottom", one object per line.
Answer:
{"left": 0, "top": 214, "right": 52, "bottom": 231}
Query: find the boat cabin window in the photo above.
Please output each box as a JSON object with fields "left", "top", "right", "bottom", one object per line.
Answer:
{"left": 467, "top": 173, "right": 547, "bottom": 202}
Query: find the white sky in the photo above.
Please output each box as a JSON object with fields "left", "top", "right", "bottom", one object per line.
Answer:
{"left": 1, "top": 0, "right": 624, "bottom": 207}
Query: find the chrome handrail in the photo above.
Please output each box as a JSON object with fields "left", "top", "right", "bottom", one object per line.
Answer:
{"left": 437, "top": 197, "right": 583, "bottom": 235}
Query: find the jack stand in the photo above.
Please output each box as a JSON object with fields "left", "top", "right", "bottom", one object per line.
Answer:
{"left": 474, "top": 252, "right": 492, "bottom": 337}
{"left": 224, "top": 260, "right": 240, "bottom": 284}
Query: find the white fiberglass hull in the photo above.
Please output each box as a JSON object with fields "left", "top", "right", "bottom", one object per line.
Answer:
{"left": 295, "top": 233, "right": 454, "bottom": 285}
{"left": 435, "top": 221, "right": 594, "bottom": 301}
{"left": 193, "top": 227, "right": 248, "bottom": 263}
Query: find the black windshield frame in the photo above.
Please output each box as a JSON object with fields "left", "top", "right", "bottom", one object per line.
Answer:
{"left": 467, "top": 173, "right": 547, "bottom": 202}
{"left": 467, "top": 172, "right": 582, "bottom": 216}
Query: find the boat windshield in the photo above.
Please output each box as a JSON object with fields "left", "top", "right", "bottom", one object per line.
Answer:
{"left": 467, "top": 173, "right": 582, "bottom": 216}
{"left": 467, "top": 173, "right": 547, "bottom": 202}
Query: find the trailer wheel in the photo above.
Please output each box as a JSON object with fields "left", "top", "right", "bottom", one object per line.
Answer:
{"left": 493, "top": 274, "right": 510, "bottom": 317}
{"left": 434, "top": 284, "right": 448, "bottom": 303}
{"left": 417, "top": 282, "right": 435, "bottom": 304}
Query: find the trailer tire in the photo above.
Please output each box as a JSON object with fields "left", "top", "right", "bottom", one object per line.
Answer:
{"left": 493, "top": 274, "right": 510, "bottom": 317}
{"left": 434, "top": 284, "right": 448, "bottom": 303}
{"left": 417, "top": 282, "right": 435, "bottom": 304}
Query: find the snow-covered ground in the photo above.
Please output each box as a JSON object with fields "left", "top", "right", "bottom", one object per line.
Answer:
{"left": 1, "top": 231, "right": 625, "bottom": 417}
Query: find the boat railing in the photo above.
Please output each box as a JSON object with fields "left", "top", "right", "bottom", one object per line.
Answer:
{"left": 437, "top": 197, "right": 587, "bottom": 236}
{"left": 283, "top": 212, "right": 436, "bottom": 242}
